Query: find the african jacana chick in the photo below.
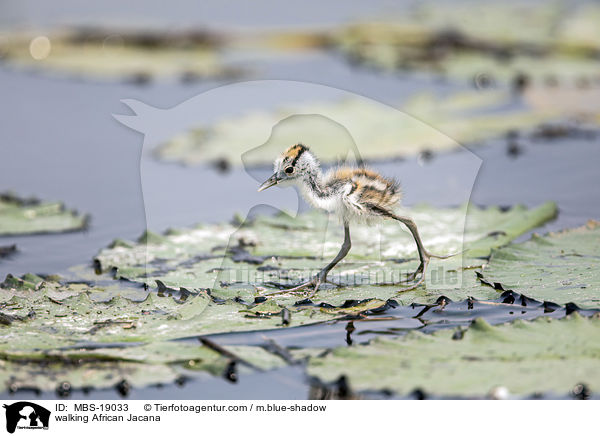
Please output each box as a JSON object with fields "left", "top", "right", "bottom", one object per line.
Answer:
{"left": 258, "top": 144, "right": 453, "bottom": 295}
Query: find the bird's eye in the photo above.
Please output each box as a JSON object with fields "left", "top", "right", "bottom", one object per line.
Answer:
{"left": 285, "top": 166, "right": 294, "bottom": 175}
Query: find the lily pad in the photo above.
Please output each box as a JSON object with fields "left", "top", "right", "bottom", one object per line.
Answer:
{"left": 0, "top": 341, "right": 286, "bottom": 393}
{"left": 0, "top": 29, "right": 240, "bottom": 83}
{"left": 301, "top": 313, "right": 600, "bottom": 396}
{"left": 333, "top": 2, "right": 600, "bottom": 85}
{"left": 95, "top": 202, "right": 557, "bottom": 306}
{"left": 155, "top": 87, "right": 599, "bottom": 168}
{"left": 480, "top": 220, "right": 600, "bottom": 307}
{"left": 0, "top": 193, "right": 88, "bottom": 236}
{"left": 0, "top": 280, "right": 287, "bottom": 390}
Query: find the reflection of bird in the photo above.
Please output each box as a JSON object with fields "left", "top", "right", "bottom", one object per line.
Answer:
{"left": 258, "top": 144, "right": 454, "bottom": 295}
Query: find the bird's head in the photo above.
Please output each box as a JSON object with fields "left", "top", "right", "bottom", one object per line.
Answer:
{"left": 258, "top": 143, "right": 319, "bottom": 191}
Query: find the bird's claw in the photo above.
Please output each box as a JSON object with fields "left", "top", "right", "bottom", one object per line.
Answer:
{"left": 397, "top": 260, "right": 428, "bottom": 292}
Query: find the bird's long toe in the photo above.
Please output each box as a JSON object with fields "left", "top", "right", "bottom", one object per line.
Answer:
{"left": 396, "top": 260, "right": 429, "bottom": 291}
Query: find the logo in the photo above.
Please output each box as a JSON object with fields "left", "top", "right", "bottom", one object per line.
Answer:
{"left": 3, "top": 402, "right": 50, "bottom": 433}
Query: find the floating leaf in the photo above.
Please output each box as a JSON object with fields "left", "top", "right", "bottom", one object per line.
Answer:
{"left": 0, "top": 29, "right": 240, "bottom": 83}
{"left": 0, "top": 341, "right": 286, "bottom": 392}
{"left": 155, "top": 87, "right": 599, "bottom": 168}
{"left": 0, "top": 193, "right": 88, "bottom": 236}
{"left": 333, "top": 2, "right": 600, "bottom": 85}
{"left": 480, "top": 220, "right": 600, "bottom": 307}
{"left": 0, "top": 281, "right": 287, "bottom": 390}
{"left": 95, "top": 202, "right": 557, "bottom": 307}
{"left": 301, "top": 314, "right": 600, "bottom": 396}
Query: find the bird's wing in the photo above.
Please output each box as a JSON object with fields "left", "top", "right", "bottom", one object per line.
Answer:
{"left": 340, "top": 180, "right": 367, "bottom": 214}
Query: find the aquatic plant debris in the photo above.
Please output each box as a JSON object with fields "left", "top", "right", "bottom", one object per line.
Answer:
{"left": 299, "top": 314, "right": 600, "bottom": 396}
{"left": 0, "top": 192, "right": 88, "bottom": 236}
{"left": 480, "top": 220, "right": 600, "bottom": 307}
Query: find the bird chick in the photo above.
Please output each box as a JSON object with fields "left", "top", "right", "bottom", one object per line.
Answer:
{"left": 258, "top": 143, "right": 452, "bottom": 295}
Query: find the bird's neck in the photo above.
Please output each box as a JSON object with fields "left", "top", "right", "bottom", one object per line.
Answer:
{"left": 302, "top": 167, "right": 326, "bottom": 197}
{"left": 298, "top": 167, "right": 337, "bottom": 211}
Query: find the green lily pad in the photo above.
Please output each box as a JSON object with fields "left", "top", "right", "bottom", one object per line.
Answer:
{"left": 300, "top": 313, "right": 600, "bottom": 396}
{"left": 0, "top": 341, "right": 286, "bottom": 392}
{"left": 0, "top": 193, "right": 88, "bottom": 236}
{"left": 95, "top": 202, "right": 557, "bottom": 307}
{"left": 480, "top": 220, "right": 600, "bottom": 307}
{"left": 0, "top": 280, "right": 287, "bottom": 390}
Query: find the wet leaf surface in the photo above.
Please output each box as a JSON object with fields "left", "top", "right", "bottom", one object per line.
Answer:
{"left": 95, "top": 202, "right": 557, "bottom": 308}
{"left": 300, "top": 313, "right": 600, "bottom": 396}
{"left": 481, "top": 220, "right": 600, "bottom": 307}
{"left": 200, "top": 290, "right": 599, "bottom": 349}
{"left": 0, "top": 278, "right": 287, "bottom": 390}
{"left": 0, "top": 193, "right": 88, "bottom": 236}
{"left": 6, "top": 209, "right": 600, "bottom": 395}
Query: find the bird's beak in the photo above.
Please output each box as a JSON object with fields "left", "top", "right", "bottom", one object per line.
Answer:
{"left": 257, "top": 173, "right": 281, "bottom": 192}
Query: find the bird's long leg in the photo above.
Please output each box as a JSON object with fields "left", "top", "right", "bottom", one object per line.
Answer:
{"left": 390, "top": 214, "right": 450, "bottom": 287}
{"left": 263, "top": 222, "right": 351, "bottom": 297}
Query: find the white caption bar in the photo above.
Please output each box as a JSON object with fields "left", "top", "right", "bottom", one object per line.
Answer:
{"left": 0, "top": 400, "right": 594, "bottom": 435}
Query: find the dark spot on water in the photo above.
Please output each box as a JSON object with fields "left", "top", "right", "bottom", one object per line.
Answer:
{"left": 345, "top": 322, "right": 355, "bottom": 345}
{"left": 411, "top": 388, "right": 427, "bottom": 400}
{"left": 335, "top": 376, "right": 352, "bottom": 400}
{"left": 281, "top": 308, "right": 291, "bottom": 326}
{"left": 452, "top": 329, "right": 464, "bottom": 340}
{"left": 571, "top": 383, "right": 591, "bottom": 400}
{"left": 213, "top": 158, "right": 231, "bottom": 174}
{"left": 519, "top": 294, "right": 537, "bottom": 307}
{"left": 257, "top": 265, "right": 280, "bottom": 271}
{"left": 507, "top": 141, "right": 523, "bottom": 158}
{"left": 125, "top": 71, "right": 152, "bottom": 86}
{"left": 175, "top": 376, "right": 187, "bottom": 387}
{"left": 115, "top": 379, "right": 131, "bottom": 397}
{"left": 512, "top": 72, "right": 530, "bottom": 93}
{"left": 500, "top": 290, "right": 516, "bottom": 304}
{"left": 56, "top": 381, "right": 71, "bottom": 398}
{"left": 565, "top": 302, "right": 580, "bottom": 315}
{"left": 224, "top": 361, "right": 237, "bottom": 383}
{"left": 0, "top": 244, "right": 17, "bottom": 259}
{"left": 417, "top": 149, "right": 434, "bottom": 164}
{"left": 543, "top": 301, "right": 561, "bottom": 313}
